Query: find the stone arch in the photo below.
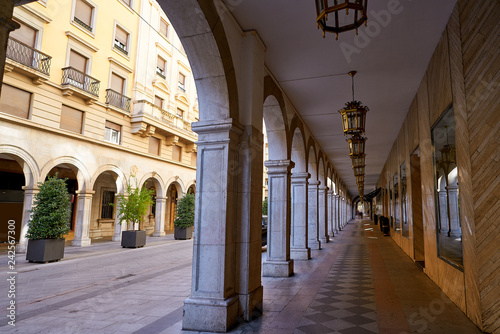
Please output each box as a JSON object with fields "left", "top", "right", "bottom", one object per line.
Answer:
{"left": 0, "top": 145, "right": 39, "bottom": 188}
{"left": 40, "top": 156, "right": 91, "bottom": 191}
{"left": 138, "top": 172, "right": 165, "bottom": 197}
{"left": 165, "top": 180, "right": 184, "bottom": 232}
{"left": 185, "top": 180, "right": 196, "bottom": 194}
{"left": 165, "top": 176, "right": 185, "bottom": 196}
{"left": 290, "top": 117, "right": 307, "bottom": 172}
{"left": 318, "top": 155, "right": 326, "bottom": 186}
{"left": 158, "top": 0, "right": 239, "bottom": 122}
{"left": 90, "top": 164, "right": 127, "bottom": 194}
{"left": 307, "top": 139, "right": 318, "bottom": 181}
{"left": 263, "top": 76, "right": 288, "bottom": 161}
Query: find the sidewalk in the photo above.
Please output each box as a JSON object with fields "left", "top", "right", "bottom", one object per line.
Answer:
{"left": 0, "top": 221, "right": 483, "bottom": 333}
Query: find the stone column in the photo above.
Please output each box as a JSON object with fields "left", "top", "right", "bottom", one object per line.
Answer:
{"left": 112, "top": 194, "right": 126, "bottom": 241}
{"left": 318, "top": 185, "right": 329, "bottom": 244}
{"left": 307, "top": 180, "right": 321, "bottom": 250}
{"left": 334, "top": 195, "right": 339, "bottom": 233}
{"left": 447, "top": 185, "right": 460, "bottom": 236}
{"left": 72, "top": 190, "right": 94, "bottom": 246}
{"left": 16, "top": 186, "right": 39, "bottom": 253}
{"left": 290, "top": 172, "right": 311, "bottom": 260}
{"left": 152, "top": 196, "right": 167, "bottom": 237}
{"left": 263, "top": 160, "right": 294, "bottom": 277}
{"left": 183, "top": 119, "right": 242, "bottom": 332}
{"left": 0, "top": 0, "right": 18, "bottom": 96}
{"left": 327, "top": 190, "right": 334, "bottom": 239}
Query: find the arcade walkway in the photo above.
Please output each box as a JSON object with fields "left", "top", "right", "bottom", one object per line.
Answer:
{"left": 0, "top": 221, "right": 482, "bottom": 333}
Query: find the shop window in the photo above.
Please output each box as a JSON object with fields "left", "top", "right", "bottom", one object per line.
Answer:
{"left": 104, "top": 121, "right": 121, "bottom": 144}
{"left": 400, "top": 161, "right": 408, "bottom": 237}
{"left": 432, "top": 105, "right": 463, "bottom": 268}
{"left": 149, "top": 137, "right": 160, "bottom": 155}
{"left": 60, "top": 105, "right": 83, "bottom": 133}
{"left": 0, "top": 84, "right": 31, "bottom": 119}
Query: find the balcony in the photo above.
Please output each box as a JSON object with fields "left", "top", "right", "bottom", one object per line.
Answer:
{"left": 113, "top": 41, "right": 129, "bottom": 56}
{"left": 61, "top": 67, "right": 100, "bottom": 104}
{"left": 130, "top": 100, "right": 197, "bottom": 142}
{"left": 156, "top": 68, "right": 166, "bottom": 79}
{"left": 106, "top": 89, "right": 131, "bottom": 112}
{"left": 178, "top": 82, "right": 186, "bottom": 92}
{"left": 5, "top": 37, "right": 51, "bottom": 84}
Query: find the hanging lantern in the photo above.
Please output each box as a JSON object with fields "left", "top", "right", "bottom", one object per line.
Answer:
{"left": 338, "top": 71, "right": 369, "bottom": 135}
{"left": 315, "top": 0, "right": 368, "bottom": 40}
{"left": 351, "top": 154, "right": 365, "bottom": 168}
{"left": 353, "top": 165, "right": 365, "bottom": 176}
{"left": 355, "top": 174, "right": 365, "bottom": 183}
{"left": 347, "top": 134, "right": 366, "bottom": 156}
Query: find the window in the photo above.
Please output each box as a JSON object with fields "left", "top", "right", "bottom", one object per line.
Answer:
{"left": 60, "top": 105, "right": 83, "bottom": 133}
{"left": 73, "top": 0, "right": 94, "bottom": 32}
{"left": 10, "top": 20, "right": 37, "bottom": 48}
{"left": 178, "top": 73, "right": 185, "bottom": 91}
{"left": 432, "top": 106, "right": 462, "bottom": 268}
{"left": 110, "top": 72, "right": 125, "bottom": 94}
{"left": 120, "top": 0, "right": 131, "bottom": 7}
{"left": 393, "top": 172, "right": 399, "bottom": 232}
{"left": 114, "top": 25, "right": 129, "bottom": 55}
{"left": 176, "top": 108, "right": 184, "bottom": 118}
{"left": 104, "top": 121, "right": 121, "bottom": 144}
{"left": 160, "top": 19, "right": 169, "bottom": 38}
{"left": 149, "top": 137, "right": 160, "bottom": 155}
{"left": 156, "top": 56, "right": 166, "bottom": 78}
{"left": 69, "top": 49, "right": 88, "bottom": 73}
{"left": 0, "top": 84, "right": 31, "bottom": 119}
{"left": 172, "top": 145, "right": 182, "bottom": 162}
{"left": 101, "top": 190, "right": 115, "bottom": 219}
{"left": 191, "top": 152, "right": 197, "bottom": 166}
{"left": 400, "top": 161, "right": 409, "bottom": 238}
{"left": 154, "top": 95, "right": 163, "bottom": 109}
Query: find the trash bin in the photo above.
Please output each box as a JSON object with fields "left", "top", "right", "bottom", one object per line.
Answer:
{"left": 381, "top": 216, "right": 390, "bottom": 236}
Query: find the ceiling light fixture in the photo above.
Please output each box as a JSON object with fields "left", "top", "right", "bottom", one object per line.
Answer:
{"left": 315, "top": 0, "right": 368, "bottom": 40}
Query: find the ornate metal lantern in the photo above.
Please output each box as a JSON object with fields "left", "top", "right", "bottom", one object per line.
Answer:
{"left": 355, "top": 174, "right": 365, "bottom": 183}
{"left": 353, "top": 166, "right": 365, "bottom": 176}
{"left": 315, "top": 0, "right": 368, "bottom": 40}
{"left": 351, "top": 154, "right": 365, "bottom": 168}
{"left": 339, "top": 71, "right": 369, "bottom": 135}
{"left": 347, "top": 134, "right": 366, "bottom": 156}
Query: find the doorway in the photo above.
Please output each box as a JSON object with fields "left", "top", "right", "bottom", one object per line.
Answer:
{"left": 410, "top": 147, "right": 425, "bottom": 268}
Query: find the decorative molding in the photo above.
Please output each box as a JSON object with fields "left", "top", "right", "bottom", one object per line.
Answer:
{"left": 155, "top": 42, "right": 173, "bottom": 58}
{"left": 177, "top": 59, "right": 191, "bottom": 73}
{"left": 20, "top": 4, "right": 51, "bottom": 23}
{"left": 65, "top": 31, "right": 99, "bottom": 52}
{"left": 108, "top": 57, "right": 133, "bottom": 73}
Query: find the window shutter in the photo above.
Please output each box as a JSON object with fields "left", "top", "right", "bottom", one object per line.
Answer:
{"left": 110, "top": 73, "right": 125, "bottom": 93}
{"left": 105, "top": 120, "right": 121, "bottom": 132}
{"left": 60, "top": 105, "right": 83, "bottom": 133}
{"left": 172, "top": 145, "right": 182, "bottom": 162}
{"left": 157, "top": 57, "right": 165, "bottom": 71}
{"left": 178, "top": 73, "right": 185, "bottom": 85}
{"left": 69, "top": 50, "right": 87, "bottom": 73}
{"left": 115, "top": 26, "right": 128, "bottom": 46}
{"left": 154, "top": 96, "right": 163, "bottom": 109}
{"left": 0, "top": 84, "right": 31, "bottom": 119}
{"left": 11, "top": 21, "right": 36, "bottom": 48}
{"left": 160, "top": 19, "right": 168, "bottom": 37}
{"left": 75, "top": 0, "right": 92, "bottom": 27}
{"left": 149, "top": 137, "right": 160, "bottom": 155}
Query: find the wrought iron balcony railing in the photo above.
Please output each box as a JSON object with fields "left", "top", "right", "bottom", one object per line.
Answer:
{"left": 106, "top": 89, "right": 131, "bottom": 112}
{"left": 113, "top": 41, "right": 128, "bottom": 56}
{"left": 6, "top": 37, "right": 51, "bottom": 76}
{"left": 178, "top": 83, "right": 186, "bottom": 92}
{"left": 61, "top": 67, "right": 100, "bottom": 97}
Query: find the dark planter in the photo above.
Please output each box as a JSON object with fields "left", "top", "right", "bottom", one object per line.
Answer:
{"left": 121, "top": 230, "right": 146, "bottom": 248}
{"left": 174, "top": 226, "right": 193, "bottom": 240}
{"left": 26, "top": 238, "right": 65, "bottom": 263}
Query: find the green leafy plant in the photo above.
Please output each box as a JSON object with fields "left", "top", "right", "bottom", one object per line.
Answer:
{"left": 262, "top": 197, "right": 268, "bottom": 216}
{"left": 174, "top": 193, "right": 195, "bottom": 229}
{"left": 26, "top": 175, "right": 71, "bottom": 240}
{"left": 113, "top": 177, "right": 154, "bottom": 230}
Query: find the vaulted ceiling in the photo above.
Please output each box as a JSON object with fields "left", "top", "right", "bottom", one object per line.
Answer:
{"left": 225, "top": 0, "right": 457, "bottom": 196}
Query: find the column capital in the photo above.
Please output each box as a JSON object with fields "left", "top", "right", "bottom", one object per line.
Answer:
{"left": 191, "top": 118, "right": 243, "bottom": 139}
{"left": 264, "top": 159, "right": 294, "bottom": 173}
{"left": 327, "top": 190, "right": 334, "bottom": 195}
{"left": 308, "top": 180, "right": 321, "bottom": 186}
{"left": 291, "top": 172, "right": 310, "bottom": 181}
{"left": 319, "top": 185, "right": 328, "bottom": 191}
{"left": 76, "top": 190, "right": 96, "bottom": 196}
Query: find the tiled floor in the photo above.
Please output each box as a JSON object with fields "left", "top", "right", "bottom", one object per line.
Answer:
{"left": 0, "top": 220, "right": 484, "bottom": 333}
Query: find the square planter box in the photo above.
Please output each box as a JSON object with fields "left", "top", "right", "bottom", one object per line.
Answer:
{"left": 26, "top": 239, "right": 65, "bottom": 263}
{"left": 121, "top": 230, "right": 146, "bottom": 248}
{"left": 174, "top": 226, "right": 193, "bottom": 240}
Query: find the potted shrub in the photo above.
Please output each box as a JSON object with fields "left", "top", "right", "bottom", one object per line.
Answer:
{"left": 26, "top": 175, "right": 71, "bottom": 263}
{"left": 114, "top": 177, "right": 154, "bottom": 248}
{"left": 174, "top": 193, "right": 195, "bottom": 240}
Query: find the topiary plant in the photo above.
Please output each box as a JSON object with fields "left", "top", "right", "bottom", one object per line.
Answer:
{"left": 174, "top": 193, "right": 195, "bottom": 229}
{"left": 26, "top": 174, "right": 71, "bottom": 240}
{"left": 113, "top": 177, "right": 154, "bottom": 230}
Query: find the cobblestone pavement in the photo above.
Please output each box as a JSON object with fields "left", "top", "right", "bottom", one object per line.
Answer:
{"left": 0, "top": 223, "right": 483, "bottom": 333}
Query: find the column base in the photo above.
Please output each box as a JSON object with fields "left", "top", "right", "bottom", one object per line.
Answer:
{"left": 319, "top": 236, "right": 329, "bottom": 244}
{"left": 263, "top": 259, "right": 294, "bottom": 277}
{"left": 291, "top": 248, "right": 311, "bottom": 260}
{"left": 308, "top": 240, "right": 321, "bottom": 250}
{"left": 238, "top": 285, "right": 263, "bottom": 321}
{"left": 111, "top": 235, "right": 121, "bottom": 242}
{"left": 16, "top": 242, "right": 27, "bottom": 254}
{"left": 183, "top": 295, "right": 239, "bottom": 332}
{"left": 328, "top": 232, "right": 335, "bottom": 238}
{"left": 71, "top": 238, "right": 91, "bottom": 247}
{"left": 152, "top": 231, "right": 165, "bottom": 237}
